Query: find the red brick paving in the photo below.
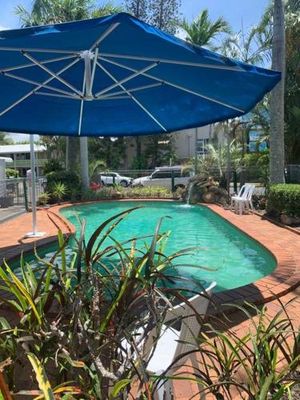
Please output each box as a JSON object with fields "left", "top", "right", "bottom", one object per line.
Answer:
{"left": 0, "top": 201, "right": 300, "bottom": 399}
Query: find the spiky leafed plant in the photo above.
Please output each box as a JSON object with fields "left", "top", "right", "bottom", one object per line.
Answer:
{"left": 0, "top": 208, "right": 207, "bottom": 399}
{"left": 180, "top": 9, "right": 231, "bottom": 49}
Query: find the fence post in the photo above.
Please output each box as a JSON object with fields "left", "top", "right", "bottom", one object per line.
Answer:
{"left": 23, "top": 178, "right": 29, "bottom": 211}
{"left": 171, "top": 170, "right": 175, "bottom": 192}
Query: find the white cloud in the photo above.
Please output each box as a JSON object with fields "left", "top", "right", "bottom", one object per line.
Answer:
{"left": 0, "top": 25, "right": 8, "bottom": 31}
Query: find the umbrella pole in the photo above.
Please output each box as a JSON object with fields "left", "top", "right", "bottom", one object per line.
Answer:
{"left": 25, "top": 135, "right": 45, "bottom": 238}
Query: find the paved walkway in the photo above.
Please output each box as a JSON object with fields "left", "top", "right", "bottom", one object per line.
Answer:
{"left": 0, "top": 202, "right": 299, "bottom": 399}
{"left": 0, "top": 205, "right": 25, "bottom": 223}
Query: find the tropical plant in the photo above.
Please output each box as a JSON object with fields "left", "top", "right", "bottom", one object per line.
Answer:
{"left": 89, "top": 159, "right": 107, "bottom": 181}
{"left": 37, "top": 191, "right": 51, "bottom": 206}
{"left": 193, "top": 140, "right": 243, "bottom": 187}
{"left": 180, "top": 9, "right": 231, "bottom": 48}
{"left": 190, "top": 300, "right": 300, "bottom": 399}
{"left": 0, "top": 209, "right": 207, "bottom": 399}
{"left": 46, "top": 170, "right": 80, "bottom": 201}
{"left": 51, "top": 181, "right": 67, "bottom": 202}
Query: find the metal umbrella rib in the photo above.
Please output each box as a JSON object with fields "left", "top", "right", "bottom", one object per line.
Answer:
{"left": 99, "top": 56, "right": 245, "bottom": 113}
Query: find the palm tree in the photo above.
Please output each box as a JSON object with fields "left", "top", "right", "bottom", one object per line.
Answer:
{"left": 269, "top": 0, "right": 286, "bottom": 183}
{"left": 218, "top": 24, "right": 272, "bottom": 65}
{"left": 180, "top": 9, "right": 231, "bottom": 48}
{"left": 16, "top": 0, "right": 123, "bottom": 189}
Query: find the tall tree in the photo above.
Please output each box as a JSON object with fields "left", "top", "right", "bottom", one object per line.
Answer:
{"left": 125, "top": 0, "right": 148, "bottom": 20}
{"left": 0, "top": 132, "right": 14, "bottom": 145}
{"left": 180, "top": 9, "right": 231, "bottom": 48}
{"left": 148, "top": 0, "right": 181, "bottom": 34}
{"left": 269, "top": 0, "right": 286, "bottom": 183}
{"left": 284, "top": 0, "right": 300, "bottom": 163}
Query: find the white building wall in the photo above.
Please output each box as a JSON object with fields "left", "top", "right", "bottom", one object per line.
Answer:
{"left": 171, "top": 125, "right": 212, "bottom": 160}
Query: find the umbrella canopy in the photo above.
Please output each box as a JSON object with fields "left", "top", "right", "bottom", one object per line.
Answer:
{"left": 0, "top": 13, "right": 280, "bottom": 137}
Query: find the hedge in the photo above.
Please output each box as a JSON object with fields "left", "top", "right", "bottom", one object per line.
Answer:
{"left": 267, "top": 184, "right": 300, "bottom": 217}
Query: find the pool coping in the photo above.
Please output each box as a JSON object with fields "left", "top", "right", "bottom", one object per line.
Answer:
{"left": 204, "top": 204, "right": 300, "bottom": 307}
{"left": 1, "top": 200, "right": 300, "bottom": 307}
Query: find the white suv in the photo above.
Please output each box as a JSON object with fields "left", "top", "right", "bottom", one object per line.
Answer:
{"left": 132, "top": 166, "right": 193, "bottom": 190}
{"left": 99, "top": 172, "right": 132, "bottom": 187}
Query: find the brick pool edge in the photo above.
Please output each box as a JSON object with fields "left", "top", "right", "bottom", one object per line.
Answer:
{"left": 1, "top": 200, "right": 299, "bottom": 307}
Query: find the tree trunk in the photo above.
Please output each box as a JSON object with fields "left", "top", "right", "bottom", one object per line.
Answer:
{"left": 269, "top": 0, "right": 286, "bottom": 184}
{"left": 80, "top": 137, "right": 89, "bottom": 190}
{"left": 66, "top": 137, "right": 80, "bottom": 170}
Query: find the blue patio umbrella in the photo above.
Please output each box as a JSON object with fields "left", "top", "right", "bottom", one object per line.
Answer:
{"left": 0, "top": 13, "right": 280, "bottom": 235}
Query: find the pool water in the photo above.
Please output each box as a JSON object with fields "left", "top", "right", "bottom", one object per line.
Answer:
{"left": 57, "top": 201, "right": 276, "bottom": 293}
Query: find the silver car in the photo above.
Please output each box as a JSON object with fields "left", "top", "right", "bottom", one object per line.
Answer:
{"left": 132, "top": 166, "right": 193, "bottom": 190}
{"left": 99, "top": 172, "right": 132, "bottom": 187}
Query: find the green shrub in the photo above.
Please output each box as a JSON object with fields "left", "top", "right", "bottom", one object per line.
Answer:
{"left": 242, "top": 151, "right": 269, "bottom": 185}
{"left": 267, "top": 184, "right": 300, "bottom": 217}
{"left": 82, "top": 185, "right": 174, "bottom": 201}
{"left": 5, "top": 168, "right": 19, "bottom": 178}
{"left": 43, "top": 159, "right": 63, "bottom": 175}
{"left": 37, "top": 192, "right": 50, "bottom": 206}
{"left": 46, "top": 170, "right": 80, "bottom": 201}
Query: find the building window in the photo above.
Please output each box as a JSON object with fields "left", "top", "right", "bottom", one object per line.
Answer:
{"left": 196, "top": 138, "right": 209, "bottom": 155}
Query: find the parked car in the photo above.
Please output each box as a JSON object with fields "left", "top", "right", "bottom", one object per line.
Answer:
{"left": 132, "top": 166, "right": 193, "bottom": 190}
{"left": 98, "top": 172, "right": 132, "bottom": 187}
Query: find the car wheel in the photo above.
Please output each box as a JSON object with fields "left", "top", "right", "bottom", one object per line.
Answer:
{"left": 119, "top": 180, "right": 128, "bottom": 187}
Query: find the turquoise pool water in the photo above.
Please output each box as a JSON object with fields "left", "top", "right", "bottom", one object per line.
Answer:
{"left": 58, "top": 201, "right": 276, "bottom": 293}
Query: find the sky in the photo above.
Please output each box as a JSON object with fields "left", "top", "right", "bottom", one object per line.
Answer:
{"left": 1, "top": 0, "right": 270, "bottom": 32}
{"left": 0, "top": 0, "right": 270, "bottom": 142}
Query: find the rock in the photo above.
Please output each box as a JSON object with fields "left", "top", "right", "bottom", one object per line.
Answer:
{"left": 280, "top": 213, "right": 300, "bottom": 226}
{"left": 183, "top": 175, "right": 229, "bottom": 205}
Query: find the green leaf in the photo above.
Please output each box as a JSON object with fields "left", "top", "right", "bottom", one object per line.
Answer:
{"left": 259, "top": 373, "right": 274, "bottom": 400}
{"left": 110, "top": 379, "right": 131, "bottom": 398}
{"left": 57, "top": 229, "right": 66, "bottom": 278}
{"left": 27, "top": 353, "right": 55, "bottom": 400}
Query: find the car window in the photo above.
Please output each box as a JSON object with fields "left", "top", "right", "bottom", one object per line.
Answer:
{"left": 152, "top": 171, "right": 172, "bottom": 179}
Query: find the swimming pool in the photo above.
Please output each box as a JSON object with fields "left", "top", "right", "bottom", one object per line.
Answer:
{"left": 58, "top": 201, "right": 276, "bottom": 293}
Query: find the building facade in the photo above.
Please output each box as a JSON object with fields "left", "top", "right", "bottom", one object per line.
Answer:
{"left": 0, "top": 144, "right": 47, "bottom": 177}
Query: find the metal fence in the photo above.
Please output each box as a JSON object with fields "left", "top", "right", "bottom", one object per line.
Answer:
{"left": 286, "top": 165, "right": 300, "bottom": 183}
{"left": 0, "top": 178, "right": 45, "bottom": 209}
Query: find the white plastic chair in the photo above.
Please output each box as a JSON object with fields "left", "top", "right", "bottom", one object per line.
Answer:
{"left": 146, "top": 281, "right": 216, "bottom": 400}
{"left": 231, "top": 184, "right": 255, "bottom": 215}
